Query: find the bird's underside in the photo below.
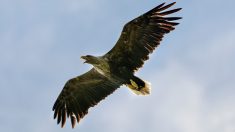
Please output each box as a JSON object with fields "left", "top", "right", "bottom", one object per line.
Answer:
{"left": 53, "top": 2, "right": 181, "bottom": 128}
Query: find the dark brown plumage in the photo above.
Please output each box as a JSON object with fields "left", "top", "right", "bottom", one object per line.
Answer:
{"left": 53, "top": 69, "right": 120, "bottom": 128}
{"left": 53, "top": 2, "right": 181, "bottom": 128}
{"left": 105, "top": 2, "right": 181, "bottom": 72}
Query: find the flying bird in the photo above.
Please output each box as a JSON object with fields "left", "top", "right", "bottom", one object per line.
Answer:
{"left": 53, "top": 2, "right": 181, "bottom": 128}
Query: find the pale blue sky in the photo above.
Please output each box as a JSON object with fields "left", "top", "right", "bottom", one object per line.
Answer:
{"left": 1, "top": 0, "right": 235, "bottom": 132}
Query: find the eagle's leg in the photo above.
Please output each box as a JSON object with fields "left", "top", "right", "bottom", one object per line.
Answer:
{"left": 126, "top": 76, "right": 151, "bottom": 95}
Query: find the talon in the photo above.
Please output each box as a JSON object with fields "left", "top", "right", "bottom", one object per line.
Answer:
{"left": 130, "top": 79, "right": 139, "bottom": 89}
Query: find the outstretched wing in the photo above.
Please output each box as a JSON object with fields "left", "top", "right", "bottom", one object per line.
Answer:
{"left": 53, "top": 69, "right": 121, "bottom": 128}
{"left": 104, "top": 2, "right": 181, "bottom": 72}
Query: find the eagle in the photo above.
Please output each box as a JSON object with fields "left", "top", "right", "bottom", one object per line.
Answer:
{"left": 53, "top": 2, "right": 181, "bottom": 128}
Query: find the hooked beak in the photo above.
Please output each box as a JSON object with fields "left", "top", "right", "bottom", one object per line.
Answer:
{"left": 80, "top": 56, "right": 87, "bottom": 63}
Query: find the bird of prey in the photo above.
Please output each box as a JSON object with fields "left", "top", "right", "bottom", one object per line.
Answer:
{"left": 53, "top": 2, "right": 181, "bottom": 128}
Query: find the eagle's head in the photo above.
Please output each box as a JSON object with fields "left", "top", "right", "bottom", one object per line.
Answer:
{"left": 81, "top": 55, "right": 100, "bottom": 65}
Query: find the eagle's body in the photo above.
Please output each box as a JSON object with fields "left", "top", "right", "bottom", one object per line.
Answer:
{"left": 81, "top": 55, "right": 150, "bottom": 94}
{"left": 53, "top": 2, "right": 181, "bottom": 128}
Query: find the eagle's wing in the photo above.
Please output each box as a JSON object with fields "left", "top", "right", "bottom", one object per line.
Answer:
{"left": 104, "top": 2, "right": 181, "bottom": 72}
{"left": 53, "top": 69, "right": 121, "bottom": 128}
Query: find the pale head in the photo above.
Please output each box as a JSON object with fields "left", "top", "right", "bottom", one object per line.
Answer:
{"left": 81, "top": 55, "right": 99, "bottom": 64}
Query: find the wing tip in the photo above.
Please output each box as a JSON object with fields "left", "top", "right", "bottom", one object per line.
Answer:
{"left": 175, "top": 8, "right": 182, "bottom": 12}
{"left": 157, "top": 2, "right": 176, "bottom": 9}
{"left": 168, "top": 2, "right": 177, "bottom": 6}
{"left": 53, "top": 111, "right": 57, "bottom": 119}
{"left": 71, "top": 114, "right": 76, "bottom": 128}
{"left": 55, "top": 112, "right": 81, "bottom": 128}
{"left": 164, "top": 17, "right": 182, "bottom": 21}
{"left": 157, "top": 2, "right": 176, "bottom": 11}
{"left": 158, "top": 8, "right": 182, "bottom": 16}
{"left": 157, "top": 2, "right": 166, "bottom": 8}
{"left": 147, "top": 2, "right": 181, "bottom": 17}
